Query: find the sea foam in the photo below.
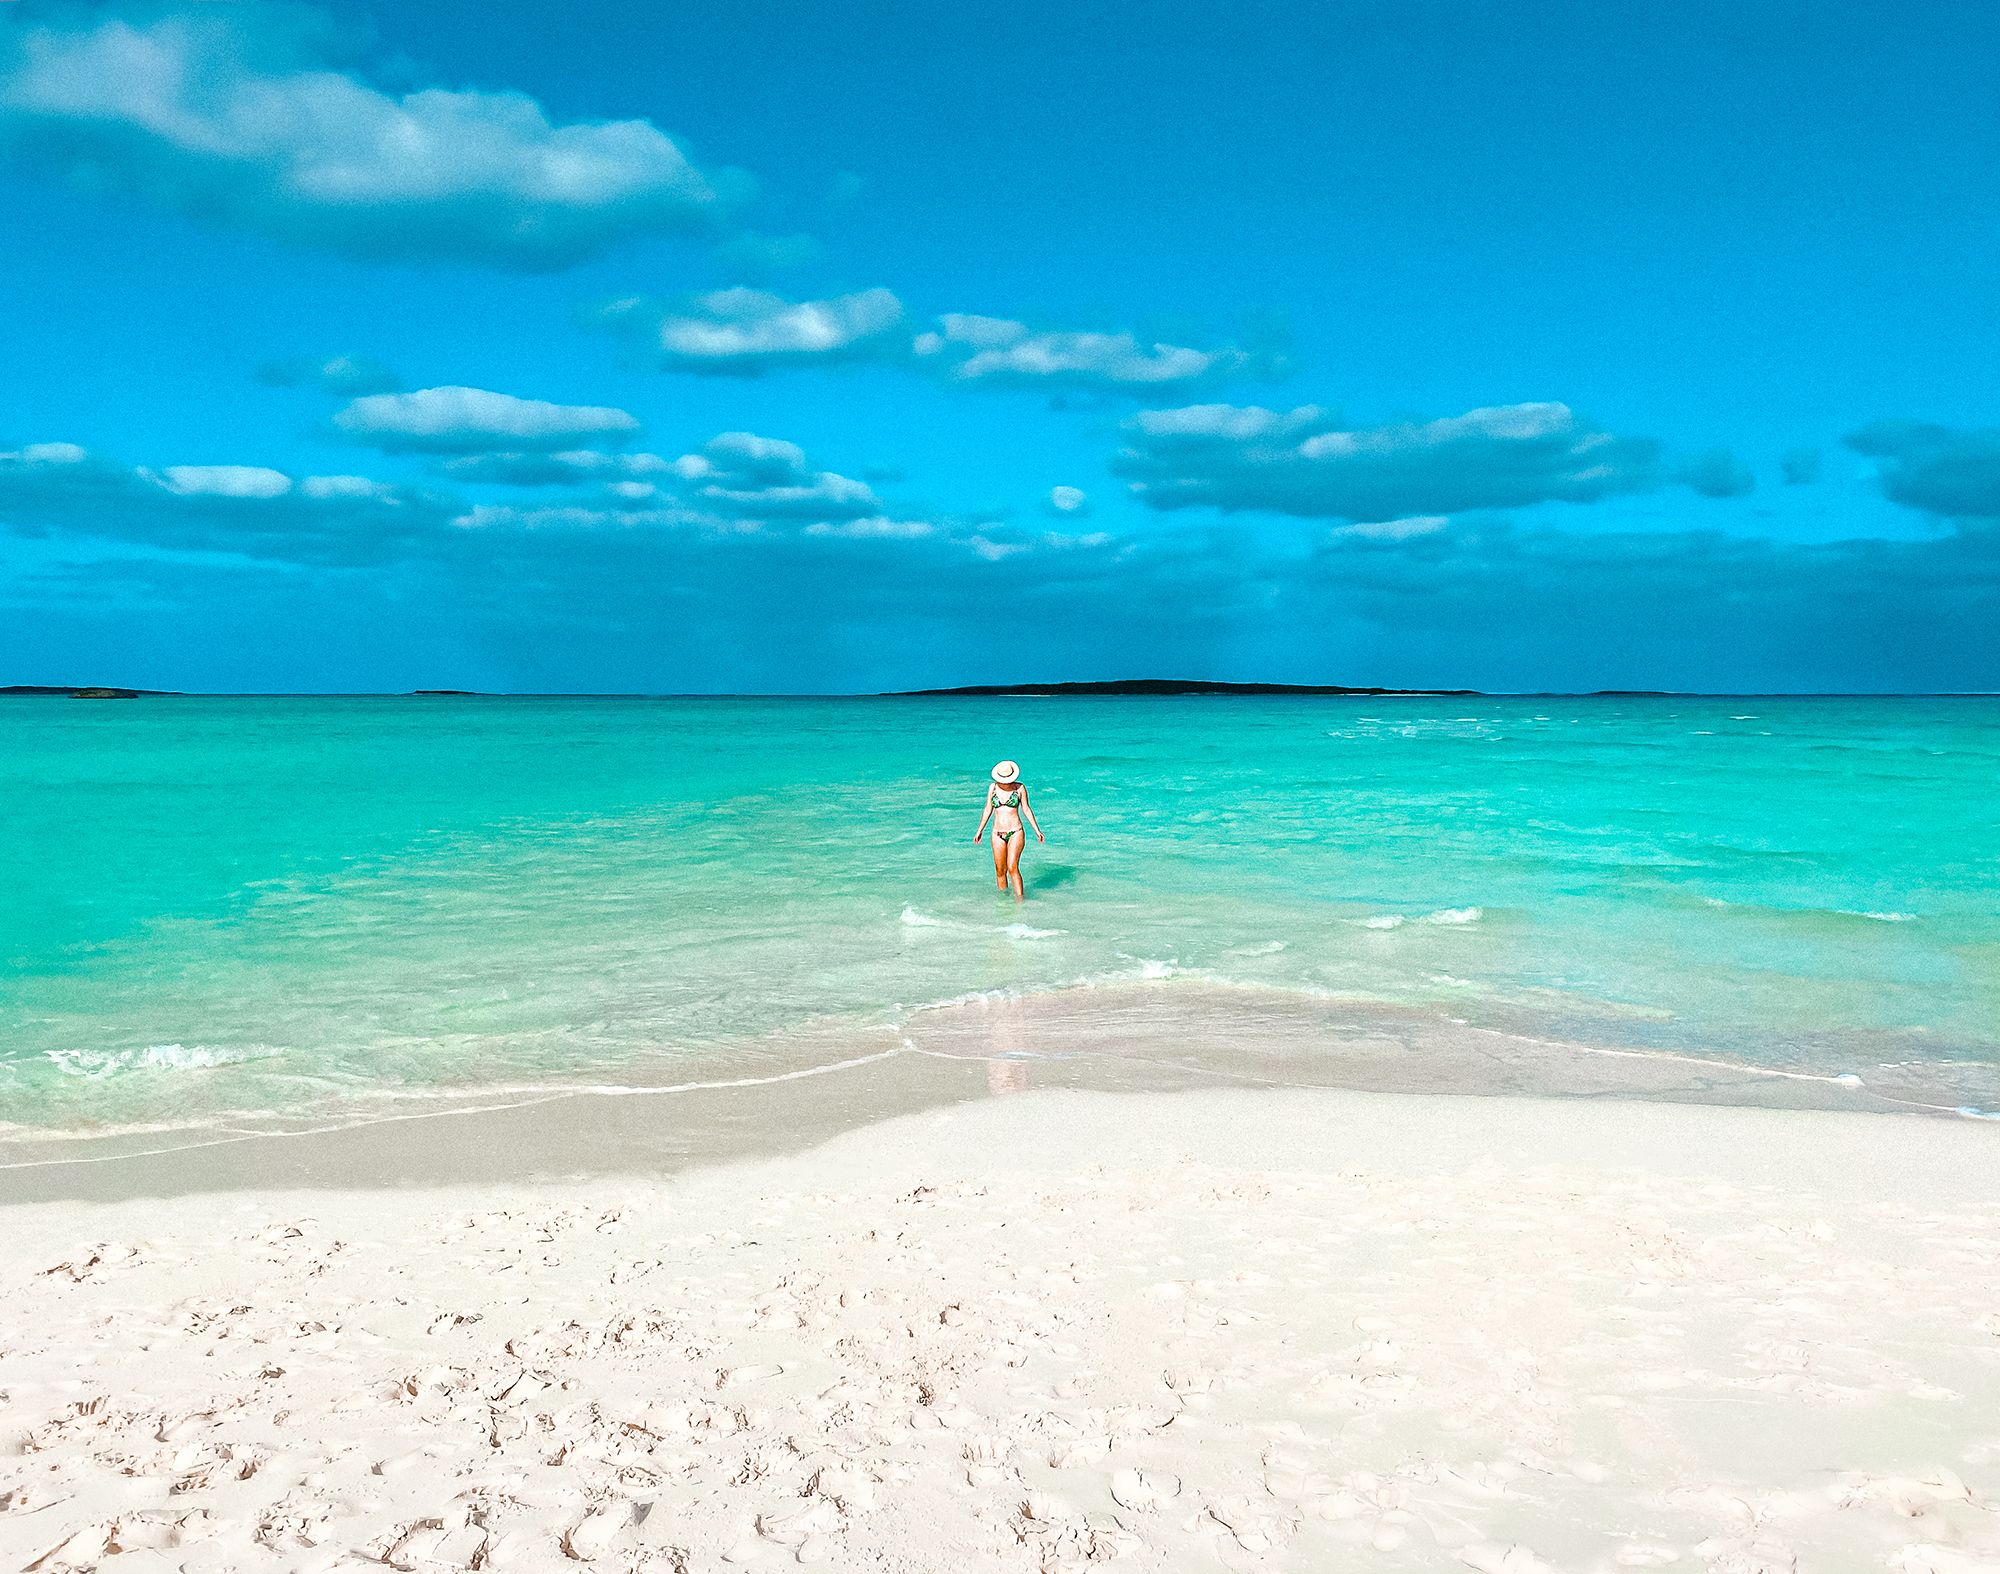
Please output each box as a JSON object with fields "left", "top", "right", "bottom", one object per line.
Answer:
{"left": 1358, "top": 907, "right": 1483, "bottom": 929}
{"left": 45, "top": 1043, "right": 279, "bottom": 1079}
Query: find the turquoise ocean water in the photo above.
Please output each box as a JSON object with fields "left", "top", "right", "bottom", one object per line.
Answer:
{"left": 3, "top": 696, "right": 1997, "bottom": 1135}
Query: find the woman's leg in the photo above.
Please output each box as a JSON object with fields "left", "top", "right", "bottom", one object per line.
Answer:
{"left": 991, "top": 831, "right": 1009, "bottom": 889}
{"left": 1005, "top": 830, "right": 1025, "bottom": 900}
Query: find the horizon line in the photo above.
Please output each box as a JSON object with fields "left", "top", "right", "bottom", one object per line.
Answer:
{"left": 6, "top": 685, "right": 1999, "bottom": 701}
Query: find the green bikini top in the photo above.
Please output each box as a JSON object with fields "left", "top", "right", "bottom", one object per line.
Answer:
{"left": 991, "top": 786, "right": 1022, "bottom": 808}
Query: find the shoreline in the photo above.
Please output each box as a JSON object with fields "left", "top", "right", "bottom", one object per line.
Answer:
{"left": 5, "top": 981, "right": 1995, "bottom": 1206}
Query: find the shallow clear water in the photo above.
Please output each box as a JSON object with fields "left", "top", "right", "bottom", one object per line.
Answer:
{"left": 3, "top": 695, "right": 1997, "bottom": 1132}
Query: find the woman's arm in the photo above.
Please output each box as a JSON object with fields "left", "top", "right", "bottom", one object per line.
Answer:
{"left": 973, "top": 790, "right": 994, "bottom": 841}
{"left": 1021, "top": 788, "right": 1045, "bottom": 842}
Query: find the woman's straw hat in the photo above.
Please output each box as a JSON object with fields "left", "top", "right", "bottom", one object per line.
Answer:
{"left": 991, "top": 759, "right": 1020, "bottom": 783}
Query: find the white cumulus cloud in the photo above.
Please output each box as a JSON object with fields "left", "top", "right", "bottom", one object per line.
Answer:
{"left": 672, "top": 431, "right": 882, "bottom": 522}
{"left": 334, "top": 387, "right": 641, "bottom": 454}
{"left": 157, "top": 465, "right": 294, "bottom": 498}
{"left": 595, "top": 286, "right": 1269, "bottom": 397}
{"left": 599, "top": 287, "right": 907, "bottom": 375}
{"left": 0, "top": 9, "right": 739, "bottom": 269}
{"left": 916, "top": 314, "right": 1260, "bottom": 392}
{"left": 2, "top": 441, "right": 89, "bottom": 465}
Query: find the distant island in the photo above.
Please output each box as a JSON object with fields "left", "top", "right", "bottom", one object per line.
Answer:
{"left": 889, "top": 678, "right": 1484, "bottom": 697}
{"left": 3, "top": 683, "right": 1852, "bottom": 700}
{"left": 0, "top": 685, "right": 172, "bottom": 699}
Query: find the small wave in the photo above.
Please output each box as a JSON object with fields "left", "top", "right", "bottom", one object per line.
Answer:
{"left": 899, "top": 906, "right": 946, "bottom": 927}
{"left": 1703, "top": 897, "right": 1917, "bottom": 925}
{"left": 1358, "top": 907, "right": 1482, "bottom": 930}
{"left": 910, "top": 961, "right": 1199, "bottom": 1019}
{"left": 1228, "top": 940, "right": 1289, "bottom": 956}
{"left": 1002, "top": 923, "right": 1062, "bottom": 940}
{"left": 44, "top": 1043, "right": 280, "bottom": 1079}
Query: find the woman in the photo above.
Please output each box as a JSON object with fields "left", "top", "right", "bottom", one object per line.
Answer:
{"left": 972, "top": 759, "right": 1044, "bottom": 901}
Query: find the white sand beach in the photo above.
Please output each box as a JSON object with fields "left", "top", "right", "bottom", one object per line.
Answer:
{"left": 5, "top": 1086, "right": 1999, "bottom": 1573}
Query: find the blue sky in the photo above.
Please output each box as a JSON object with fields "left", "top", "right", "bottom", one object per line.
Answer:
{"left": 2, "top": 0, "right": 1997, "bottom": 692}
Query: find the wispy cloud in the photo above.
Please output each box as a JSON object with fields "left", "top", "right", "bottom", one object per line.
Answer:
{"left": 333, "top": 387, "right": 642, "bottom": 454}
{"left": 0, "top": 8, "right": 741, "bottom": 269}
{"left": 914, "top": 314, "right": 1272, "bottom": 392}
{"left": 594, "top": 286, "right": 1274, "bottom": 396}
{"left": 436, "top": 450, "right": 673, "bottom": 487}
{"left": 0, "top": 415, "right": 977, "bottom": 572}
{"left": 1114, "top": 401, "right": 1673, "bottom": 521}
{"left": 0, "top": 440, "right": 451, "bottom": 561}
{"left": 1334, "top": 514, "right": 1449, "bottom": 541}
{"left": 257, "top": 354, "right": 404, "bottom": 396}
{"left": 598, "top": 287, "right": 908, "bottom": 376}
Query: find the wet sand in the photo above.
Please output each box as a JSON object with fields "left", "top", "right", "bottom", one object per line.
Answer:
{"left": 5, "top": 982, "right": 1994, "bottom": 1206}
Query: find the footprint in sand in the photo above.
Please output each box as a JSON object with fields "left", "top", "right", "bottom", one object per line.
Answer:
{"left": 717, "top": 1363, "right": 786, "bottom": 1388}
{"left": 1110, "top": 1468, "right": 1180, "bottom": 1513}
{"left": 757, "top": 1499, "right": 840, "bottom": 1548}
{"left": 559, "top": 1507, "right": 631, "bottom": 1561}
{"left": 962, "top": 1434, "right": 1010, "bottom": 1486}
{"left": 1261, "top": 1448, "right": 1328, "bottom": 1502}
{"left": 1047, "top": 1437, "right": 1111, "bottom": 1469}
{"left": 1205, "top": 1496, "right": 1278, "bottom": 1552}
{"left": 812, "top": 1465, "right": 877, "bottom": 1510}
